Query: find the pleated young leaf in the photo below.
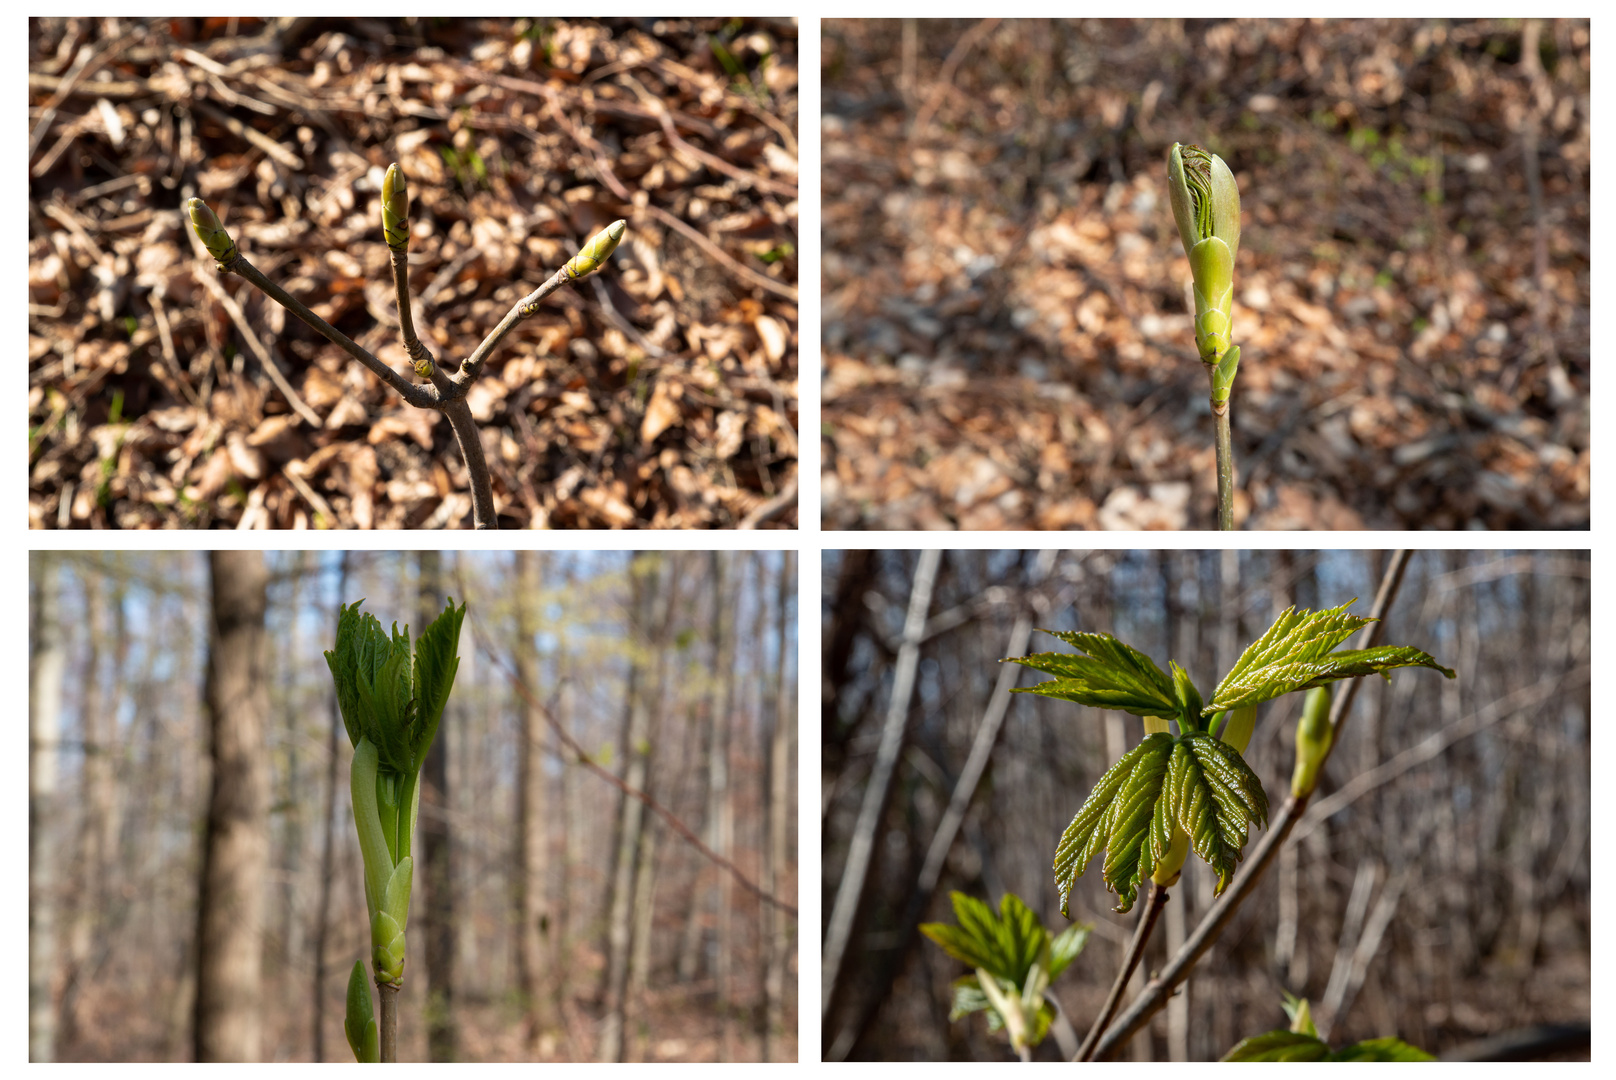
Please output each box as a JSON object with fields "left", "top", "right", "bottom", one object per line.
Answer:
{"left": 1054, "top": 733, "right": 1175, "bottom": 915}
{"left": 1006, "top": 631, "right": 1179, "bottom": 719}
{"left": 1207, "top": 601, "right": 1455, "bottom": 714}
{"left": 410, "top": 597, "right": 466, "bottom": 768}
{"left": 1328, "top": 1037, "right": 1436, "bottom": 1062}
{"left": 1166, "top": 733, "right": 1269, "bottom": 891}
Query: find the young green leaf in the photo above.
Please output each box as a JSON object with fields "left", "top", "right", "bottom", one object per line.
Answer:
{"left": 410, "top": 597, "right": 466, "bottom": 765}
{"left": 1207, "top": 601, "right": 1455, "bottom": 714}
{"left": 1044, "top": 921, "right": 1092, "bottom": 982}
{"left": 1054, "top": 733, "right": 1175, "bottom": 914}
{"left": 1329, "top": 1037, "right": 1436, "bottom": 1062}
{"left": 1166, "top": 733, "right": 1269, "bottom": 892}
{"left": 1006, "top": 631, "right": 1179, "bottom": 719}
{"left": 1223, "top": 1030, "right": 1433, "bottom": 1062}
{"left": 1222, "top": 1030, "right": 1332, "bottom": 1062}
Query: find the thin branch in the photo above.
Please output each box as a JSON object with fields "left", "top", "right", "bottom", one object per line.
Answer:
{"left": 464, "top": 611, "right": 796, "bottom": 918}
{"left": 822, "top": 551, "right": 943, "bottom": 1021}
{"left": 221, "top": 251, "right": 432, "bottom": 407}
{"left": 455, "top": 267, "right": 574, "bottom": 383}
{"left": 194, "top": 269, "right": 323, "bottom": 427}
{"left": 1077, "top": 882, "right": 1169, "bottom": 1061}
{"left": 439, "top": 399, "right": 496, "bottom": 530}
{"left": 1090, "top": 550, "right": 1414, "bottom": 1060}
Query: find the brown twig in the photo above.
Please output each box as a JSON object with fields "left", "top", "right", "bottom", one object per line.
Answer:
{"left": 376, "top": 980, "right": 398, "bottom": 1062}
{"left": 194, "top": 270, "right": 323, "bottom": 427}
{"left": 910, "top": 18, "right": 1000, "bottom": 142}
{"left": 737, "top": 472, "right": 798, "bottom": 528}
{"left": 1077, "top": 882, "right": 1169, "bottom": 1060}
{"left": 465, "top": 612, "right": 797, "bottom": 918}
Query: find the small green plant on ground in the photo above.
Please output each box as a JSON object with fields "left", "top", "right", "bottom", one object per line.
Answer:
{"left": 325, "top": 597, "right": 467, "bottom": 1062}
{"left": 1223, "top": 993, "right": 1434, "bottom": 1061}
{"left": 1005, "top": 594, "right": 1454, "bottom": 1060}
{"left": 920, "top": 891, "right": 1091, "bottom": 1061}
{"left": 1166, "top": 141, "right": 1242, "bottom": 530}
{"left": 188, "top": 165, "right": 625, "bottom": 530}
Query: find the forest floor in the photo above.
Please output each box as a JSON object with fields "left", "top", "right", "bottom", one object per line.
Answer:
{"left": 821, "top": 19, "right": 1588, "bottom": 530}
{"left": 29, "top": 17, "right": 798, "bottom": 528}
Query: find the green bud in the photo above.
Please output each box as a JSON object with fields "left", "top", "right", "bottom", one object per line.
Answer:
{"left": 382, "top": 163, "right": 409, "bottom": 250}
{"left": 1166, "top": 143, "right": 1240, "bottom": 365}
{"left": 186, "top": 197, "right": 237, "bottom": 266}
{"left": 1290, "top": 685, "right": 1334, "bottom": 798}
{"left": 1170, "top": 661, "right": 1203, "bottom": 731}
{"left": 564, "top": 219, "right": 627, "bottom": 280}
{"left": 372, "top": 908, "right": 406, "bottom": 987}
{"left": 344, "top": 960, "right": 379, "bottom": 1063}
{"left": 1151, "top": 824, "right": 1190, "bottom": 886}
{"left": 1217, "top": 704, "right": 1258, "bottom": 754}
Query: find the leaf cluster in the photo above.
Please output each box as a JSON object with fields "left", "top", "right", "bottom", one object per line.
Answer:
{"left": 1005, "top": 600, "right": 1454, "bottom": 913}
{"left": 920, "top": 892, "right": 1090, "bottom": 1050}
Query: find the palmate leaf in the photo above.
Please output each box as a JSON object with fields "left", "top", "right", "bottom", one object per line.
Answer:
{"left": 1207, "top": 602, "right": 1456, "bottom": 714}
{"left": 1006, "top": 631, "right": 1179, "bottom": 719}
{"left": 1056, "top": 732, "right": 1268, "bottom": 915}
{"left": 1167, "top": 733, "right": 1269, "bottom": 892}
{"left": 1045, "top": 921, "right": 1092, "bottom": 982}
{"left": 920, "top": 891, "right": 1060, "bottom": 987}
{"left": 1054, "top": 733, "right": 1175, "bottom": 915}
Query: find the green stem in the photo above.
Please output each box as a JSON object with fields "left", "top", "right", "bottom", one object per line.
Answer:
{"left": 376, "top": 979, "right": 398, "bottom": 1063}
{"left": 1212, "top": 391, "right": 1234, "bottom": 531}
{"left": 1076, "top": 881, "right": 1169, "bottom": 1061}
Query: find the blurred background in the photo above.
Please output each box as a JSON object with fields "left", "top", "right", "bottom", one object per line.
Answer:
{"left": 821, "top": 549, "right": 1588, "bottom": 1060}
{"left": 821, "top": 19, "right": 1588, "bottom": 530}
{"left": 29, "top": 550, "right": 797, "bottom": 1061}
{"left": 29, "top": 17, "right": 798, "bottom": 528}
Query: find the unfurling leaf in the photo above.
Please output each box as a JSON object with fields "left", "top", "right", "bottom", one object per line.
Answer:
{"left": 1006, "top": 630, "right": 1179, "bottom": 720}
{"left": 1053, "top": 733, "right": 1175, "bottom": 914}
{"left": 1208, "top": 600, "right": 1455, "bottom": 714}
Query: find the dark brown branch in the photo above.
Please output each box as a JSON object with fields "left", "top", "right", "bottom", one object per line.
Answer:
{"left": 1077, "top": 881, "right": 1169, "bottom": 1060}
{"left": 224, "top": 252, "right": 432, "bottom": 408}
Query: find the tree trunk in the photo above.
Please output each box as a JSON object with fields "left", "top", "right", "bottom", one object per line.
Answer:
{"left": 513, "top": 551, "right": 551, "bottom": 1050}
{"left": 707, "top": 552, "right": 737, "bottom": 1058}
{"left": 311, "top": 553, "right": 350, "bottom": 1061}
{"left": 677, "top": 557, "right": 723, "bottom": 983}
{"left": 599, "top": 553, "right": 663, "bottom": 1062}
{"left": 30, "top": 552, "right": 65, "bottom": 1062}
{"left": 193, "top": 550, "right": 270, "bottom": 1062}
{"left": 417, "top": 551, "right": 458, "bottom": 1061}
{"left": 763, "top": 551, "right": 795, "bottom": 1060}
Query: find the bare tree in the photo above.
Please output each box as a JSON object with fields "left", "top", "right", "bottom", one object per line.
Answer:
{"left": 311, "top": 552, "right": 351, "bottom": 1061}
{"left": 193, "top": 550, "right": 270, "bottom": 1062}
{"left": 763, "top": 551, "right": 796, "bottom": 1060}
{"left": 599, "top": 554, "right": 666, "bottom": 1062}
{"left": 418, "top": 551, "right": 458, "bottom": 1061}
{"left": 30, "top": 552, "right": 65, "bottom": 1062}
{"left": 513, "top": 551, "right": 551, "bottom": 1049}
